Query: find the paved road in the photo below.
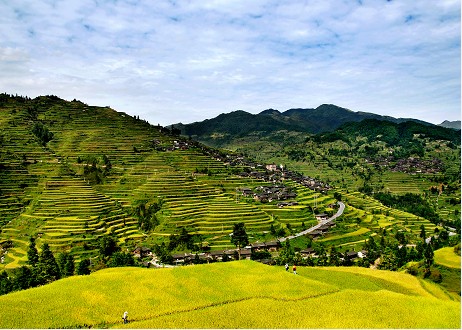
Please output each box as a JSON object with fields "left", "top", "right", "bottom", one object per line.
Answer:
{"left": 279, "top": 201, "right": 345, "bottom": 242}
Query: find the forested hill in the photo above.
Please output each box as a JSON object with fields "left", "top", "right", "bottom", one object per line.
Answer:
{"left": 316, "top": 119, "right": 461, "bottom": 147}
{"left": 172, "top": 104, "right": 434, "bottom": 147}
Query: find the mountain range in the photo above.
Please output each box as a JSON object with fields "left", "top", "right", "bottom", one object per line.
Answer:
{"left": 172, "top": 104, "right": 460, "bottom": 147}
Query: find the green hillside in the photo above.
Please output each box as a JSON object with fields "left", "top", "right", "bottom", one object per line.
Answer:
{"left": 0, "top": 260, "right": 458, "bottom": 329}
{"left": 0, "top": 94, "right": 458, "bottom": 269}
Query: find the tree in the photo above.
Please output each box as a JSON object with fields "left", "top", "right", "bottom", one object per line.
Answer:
{"left": 99, "top": 235, "right": 120, "bottom": 258}
{"left": 328, "top": 246, "right": 341, "bottom": 266}
{"left": 37, "top": 243, "right": 61, "bottom": 283}
{"left": 230, "top": 222, "right": 249, "bottom": 260}
{"left": 107, "top": 252, "right": 135, "bottom": 267}
{"left": 27, "top": 237, "right": 39, "bottom": 267}
{"left": 419, "top": 224, "right": 426, "bottom": 240}
{"left": 0, "top": 270, "right": 13, "bottom": 295}
{"left": 277, "top": 241, "right": 295, "bottom": 265}
{"left": 395, "top": 246, "right": 408, "bottom": 268}
{"left": 77, "top": 259, "right": 91, "bottom": 275}
{"left": 334, "top": 192, "right": 342, "bottom": 201}
{"left": 57, "top": 252, "right": 74, "bottom": 277}
{"left": 424, "top": 243, "right": 434, "bottom": 269}
{"left": 11, "top": 266, "right": 34, "bottom": 291}
{"left": 317, "top": 245, "right": 328, "bottom": 266}
{"left": 378, "top": 247, "right": 397, "bottom": 271}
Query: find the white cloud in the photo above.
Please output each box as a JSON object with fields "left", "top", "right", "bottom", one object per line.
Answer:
{"left": 0, "top": 0, "right": 459, "bottom": 125}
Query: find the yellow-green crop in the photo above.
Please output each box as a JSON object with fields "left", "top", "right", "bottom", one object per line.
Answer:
{"left": 0, "top": 261, "right": 459, "bottom": 329}
{"left": 434, "top": 246, "right": 461, "bottom": 269}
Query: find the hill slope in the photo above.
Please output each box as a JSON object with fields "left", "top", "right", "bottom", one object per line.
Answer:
{"left": 0, "top": 260, "right": 458, "bottom": 328}
{"left": 439, "top": 120, "right": 461, "bottom": 130}
{"left": 173, "top": 104, "right": 433, "bottom": 147}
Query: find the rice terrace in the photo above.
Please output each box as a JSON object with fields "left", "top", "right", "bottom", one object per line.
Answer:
{"left": 0, "top": 93, "right": 460, "bottom": 328}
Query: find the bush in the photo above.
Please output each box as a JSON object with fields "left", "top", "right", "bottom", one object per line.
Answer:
{"left": 429, "top": 269, "right": 443, "bottom": 283}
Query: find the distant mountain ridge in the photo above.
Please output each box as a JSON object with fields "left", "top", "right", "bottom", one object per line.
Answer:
{"left": 439, "top": 120, "right": 461, "bottom": 130}
{"left": 172, "top": 104, "right": 437, "bottom": 146}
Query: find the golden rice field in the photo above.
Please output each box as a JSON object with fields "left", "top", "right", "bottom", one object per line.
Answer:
{"left": 0, "top": 261, "right": 459, "bottom": 329}
{"left": 434, "top": 247, "right": 461, "bottom": 269}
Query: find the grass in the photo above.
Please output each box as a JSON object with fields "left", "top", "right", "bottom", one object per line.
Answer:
{"left": 434, "top": 247, "right": 461, "bottom": 269}
{"left": 0, "top": 261, "right": 459, "bottom": 329}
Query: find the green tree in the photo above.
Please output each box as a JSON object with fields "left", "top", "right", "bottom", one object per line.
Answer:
{"left": 328, "top": 246, "right": 341, "bottom": 266}
{"left": 57, "top": 252, "right": 75, "bottom": 277}
{"left": 231, "top": 222, "right": 249, "bottom": 260}
{"left": 334, "top": 192, "right": 342, "bottom": 201}
{"left": 77, "top": 259, "right": 91, "bottom": 275}
{"left": 420, "top": 224, "right": 426, "bottom": 240}
{"left": 317, "top": 245, "right": 328, "bottom": 266}
{"left": 11, "top": 266, "right": 35, "bottom": 291}
{"left": 277, "top": 241, "right": 295, "bottom": 265}
{"left": 424, "top": 243, "right": 434, "bottom": 269}
{"left": 378, "top": 247, "right": 397, "bottom": 271}
{"left": 0, "top": 270, "right": 13, "bottom": 295}
{"left": 27, "top": 237, "right": 39, "bottom": 267}
{"left": 99, "top": 235, "right": 120, "bottom": 258}
{"left": 37, "top": 243, "right": 61, "bottom": 284}
{"left": 107, "top": 252, "right": 135, "bottom": 267}
{"left": 395, "top": 246, "right": 408, "bottom": 268}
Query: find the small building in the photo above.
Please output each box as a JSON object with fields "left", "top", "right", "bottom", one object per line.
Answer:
{"left": 265, "top": 241, "right": 281, "bottom": 252}
{"left": 300, "top": 248, "right": 316, "bottom": 257}
{"left": 240, "top": 248, "right": 252, "bottom": 260}
{"left": 357, "top": 250, "right": 368, "bottom": 259}
{"left": 133, "top": 246, "right": 152, "bottom": 258}
{"left": 308, "top": 230, "right": 323, "bottom": 239}
{"left": 345, "top": 251, "right": 358, "bottom": 260}
{"left": 251, "top": 242, "right": 267, "bottom": 252}
{"left": 315, "top": 214, "right": 329, "bottom": 222}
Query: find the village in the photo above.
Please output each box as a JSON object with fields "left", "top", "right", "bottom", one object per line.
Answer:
{"left": 366, "top": 156, "right": 443, "bottom": 174}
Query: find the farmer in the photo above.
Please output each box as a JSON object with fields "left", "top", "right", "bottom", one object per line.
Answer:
{"left": 122, "top": 311, "right": 128, "bottom": 324}
{"left": 285, "top": 263, "right": 289, "bottom": 271}
{"left": 292, "top": 264, "right": 297, "bottom": 275}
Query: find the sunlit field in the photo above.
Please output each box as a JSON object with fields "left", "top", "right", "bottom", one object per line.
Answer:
{"left": 434, "top": 247, "right": 461, "bottom": 269}
{"left": 0, "top": 261, "right": 459, "bottom": 329}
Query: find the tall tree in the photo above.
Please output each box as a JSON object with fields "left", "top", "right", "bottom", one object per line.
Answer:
{"left": 419, "top": 224, "right": 426, "bottom": 240}
{"left": 424, "top": 243, "right": 434, "bottom": 269}
{"left": 37, "top": 243, "right": 61, "bottom": 284}
{"left": 99, "top": 235, "right": 120, "bottom": 258}
{"left": 77, "top": 259, "right": 91, "bottom": 275}
{"left": 12, "top": 266, "right": 34, "bottom": 291}
{"left": 231, "top": 222, "right": 249, "bottom": 260}
{"left": 57, "top": 252, "right": 75, "bottom": 277}
{"left": 27, "top": 237, "right": 39, "bottom": 267}
{"left": 328, "top": 246, "right": 340, "bottom": 266}
{"left": 0, "top": 271, "right": 13, "bottom": 295}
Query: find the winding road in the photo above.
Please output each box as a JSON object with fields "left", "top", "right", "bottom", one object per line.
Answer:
{"left": 279, "top": 201, "right": 345, "bottom": 242}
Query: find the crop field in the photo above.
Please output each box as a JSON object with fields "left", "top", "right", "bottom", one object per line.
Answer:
{"left": 434, "top": 247, "right": 461, "bottom": 269}
{"left": 0, "top": 95, "right": 457, "bottom": 269}
{"left": 0, "top": 260, "right": 458, "bottom": 329}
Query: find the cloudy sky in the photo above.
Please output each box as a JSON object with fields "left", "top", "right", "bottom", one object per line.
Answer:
{"left": 0, "top": 0, "right": 460, "bottom": 125}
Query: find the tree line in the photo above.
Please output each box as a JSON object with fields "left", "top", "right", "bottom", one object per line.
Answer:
{"left": 0, "top": 235, "right": 136, "bottom": 296}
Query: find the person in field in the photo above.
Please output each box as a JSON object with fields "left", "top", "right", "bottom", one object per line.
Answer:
{"left": 285, "top": 263, "right": 289, "bottom": 271}
{"left": 122, "top": 311, "right": 128, "bottom": 324}
{"left": 292, "top": 264, "right": 297, "bottom": 274}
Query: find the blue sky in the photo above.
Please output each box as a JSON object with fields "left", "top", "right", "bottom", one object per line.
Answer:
{"left": 0, "top": 0, "right": 460, "bottom": 125}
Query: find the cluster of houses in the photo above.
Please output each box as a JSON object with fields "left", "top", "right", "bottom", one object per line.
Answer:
{"left": 149, "top": 133, "right": 332, "bottom": 194}
{"left": 366, "top": 156, "right": 443, "bottom": 174}
{"left": 132, "top": 236, "right": 368, "bottom": 266}
{"left": 240, "top": 185, "right": 297, "bottom": 204}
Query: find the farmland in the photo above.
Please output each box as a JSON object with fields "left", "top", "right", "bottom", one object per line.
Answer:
{"left": 0, "top": 260, "right": 459, "bottom": 329}
{"left": 0, "top": 94, "right": 459, "bottom": 267}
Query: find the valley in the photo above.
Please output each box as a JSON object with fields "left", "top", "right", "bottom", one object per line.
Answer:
{"left": 0, "top": 94, "right": 460, "bottom": 328}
